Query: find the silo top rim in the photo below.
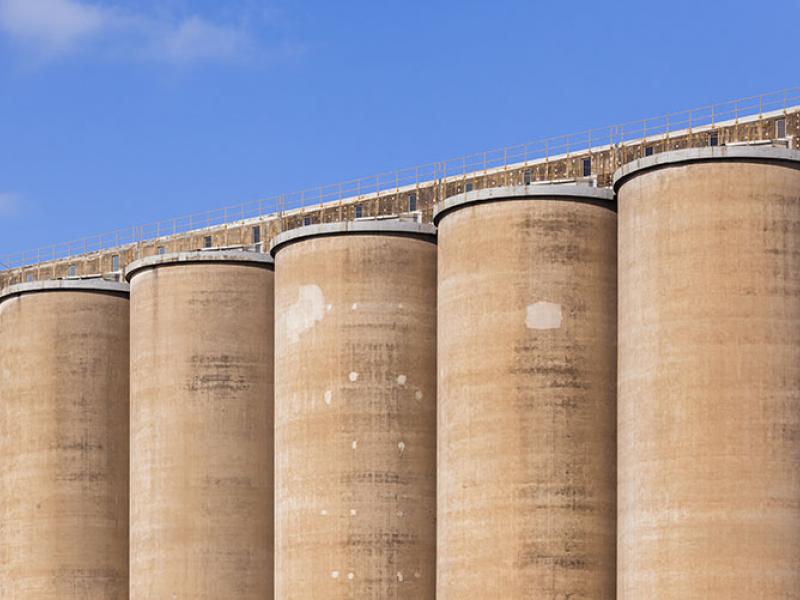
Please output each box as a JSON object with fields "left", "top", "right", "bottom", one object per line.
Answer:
{"left": 613, "top": 145, "right": 800, "bottom": 191}
{"left": 270, "top": 220, "right": 437, "bottom": 257}
{"left": 0, "top": 278, "right": 129, "bottom": 303}
{"left": 433, "top": 184, "right": 615, "bottom": 225}
{"left": 125, "top": 250, "right": 274, "bottom": 282}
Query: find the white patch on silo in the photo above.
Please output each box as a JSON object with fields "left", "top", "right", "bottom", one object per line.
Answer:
{"left": 351, "top": 302, "right": 359, "bottom": 310}
{"left": 331, "top": 571, "right": 339, "bottom": 579}
{"left": 397, "top": 441, "right": 406, "bottom": 455}
{"left": 525, "top": 301, "right": 563, "bottom": 330}
{"left": 397, "top": 572, "right": 404, "bottom": 582}
{"left": 396, "top": 510, "right": 404, "bottom": 517}
{"left": 283, "top": 284, "right": 326, "bottom": 343}
{"left": 324, "top": 390, "right": 332, "bottom": 406}
{"left": 396, "top": 374, "right": 407, "bottom": 385}
{"left": 414, "top": 572, "right": 421, "bottom": 579}
{"left": 415, "top": 390, "right": 423, "bottom": 401}
{"left": 350, "top": 509, "right": 357, "bottom": 516}
{"left": 348, "top": 371, "right": 359, "bottom": 382}
{"left": 347, "top": 572, "right": 354, "bottom": 580}
{"left": 326, "top": 303, "right": 332, "bottom": 312}
{"left": 351, "top": 440, "right": 358, "bottom": 450}
{"left": 398, "top": 303, "right": 404, "bottom": 309}
{"left": 320, "top": 509, "right": 328, "bottom": 516}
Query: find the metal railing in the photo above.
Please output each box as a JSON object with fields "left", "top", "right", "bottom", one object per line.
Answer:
{"left": 2, "top": 86, "right": 798, "bottom": 271}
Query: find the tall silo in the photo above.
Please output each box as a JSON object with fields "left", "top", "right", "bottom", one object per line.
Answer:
{"left": 435, "top": 185, "right": 617, "bottom": 598}
{"left": 271, "top": 221, "right": 437, "bottom": 599}
{"left": 616, "top": 146, "right": 800, "bottom": 598}
{"left": 0, "top": 279, "right": 130, "bottom": 599}
{"left": 126, "top": 251, "right": 274, "bottom": 599}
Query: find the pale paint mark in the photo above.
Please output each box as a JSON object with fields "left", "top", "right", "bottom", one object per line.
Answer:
{"left": 397, "top": 572, "right": 404, "bottom": 582}
{"left": 350, "top": 509, "right": 357, "bottom": 516}
{"left": 397, "top": 441, "right": 406, "bottom": 455}
{"left": 331, "top": 571, "right": 340, "bottom": 579}
{"left": 396, "top": 510, "right": 404, "bottom": 517}
{"left": 351, "top": 302, "right": 359, "bottom": 310}
{"left": 320, "top": 509, "right": 328, "bottom": 516}
{"left": 347, "top": 572, "right": 354, "bottom": 580}
{"left": 348, "top": 371, "right": 359, "bottom": 382}
{"left": 351, "top": 440, "right": 358, "bottom": 450}
{"left": 284, "top": 284, "right": 326, "bottom": 343}
{"left": 326, "top": 303, "right": 332, "bottom": 312}
{"left": 415, "top": 390, "right": 423, "bottom": 401}
{"left": 414, "top": 572, "right": 421, "bottom": 579}
{"left": 396, "top": 374, "right": 407, "bottom": 385}
{"left": 526, "top": 301, "right": 563, "bottom": 330}
{"left": 398, "top": 303, "right": 404, "bottom": 309}
{"left": 323, "top": 390, "right": 332, "bottom": 406}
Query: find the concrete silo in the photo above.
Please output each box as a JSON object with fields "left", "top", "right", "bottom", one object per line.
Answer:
{"left": 435, "top": 185, "right": 617, "bottom": 599}
{"left": 616, "top": 146, "right": 800, "bottom": 598}
{"left": 271, "top": 221, "right": 437, "bottom": 599}
{"left": 126, "top": 251, "right": 274, "bottom": 599}
{"left": 0, "top": 279, "right": 130, "bottom": 599}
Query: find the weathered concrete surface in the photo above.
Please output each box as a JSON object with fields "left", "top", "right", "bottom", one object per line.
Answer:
{"left": 272, "top": 228, "right": 437, "bottom": 599}
{"left": 127, "top": 252, "right": 273, "bottom": 599}
{"left": 0, "top": 283, "right": 130, "bottom": 599}
{"left": 616, "top": 149, "right": 800, "bottom": 598}
{"left": 436, "top": 188, "right": 617, "bottom": 598}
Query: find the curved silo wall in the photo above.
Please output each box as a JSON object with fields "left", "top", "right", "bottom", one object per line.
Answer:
{"left": 435, "top": 185, "right": 617, "bottom": 598}
{"left": 0, "top": 279, "right": 130, "bottom": 598}
{"left": 616, "top": 146, "right": 800, "bottom": 598}
{"left": 126, "top": 251, "right": 274, "bottom": 599}
{"left": 271, "top": 221, "right": 437, "bottom": 599}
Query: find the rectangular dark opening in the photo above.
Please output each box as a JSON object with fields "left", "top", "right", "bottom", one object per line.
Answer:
{"left": 710, "top": 131, "right": 719, "bottom": 147}
{"left": 465, "top": 182, "right": 474, "bottom": 192}
{"left": 355, "top": 204, "right": 363, "bottom": 219}
{"left": 523, "top": 170, "right": 532, "bottom": 185}
{"left": 203, "top": 236, "right": 212, "bottom": 248}
{"left": 252, "top": 226, "right": 261, "bottom": 244}
{"left": 645, "top": 146, "right": 654, "bottom": 157}
{"left": 303, "top": 216, "right": 311, "bottom": 226}
{"left": 582, "top": 157, "right": 591, "bottom": 177}
{"left": 408, "top": 193, "right": 417, "bottom": 212}
{"left": 777, "top": 118, "right": 786, "bottom": 138}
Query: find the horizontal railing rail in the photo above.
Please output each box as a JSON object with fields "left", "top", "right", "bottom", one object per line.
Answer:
{"left": 2, "top": 87, "right": 798, "bottom": 270}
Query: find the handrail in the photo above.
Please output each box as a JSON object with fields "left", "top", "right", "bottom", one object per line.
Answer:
{"left": 2, "top": 86, "right": 798, "bottom": 270}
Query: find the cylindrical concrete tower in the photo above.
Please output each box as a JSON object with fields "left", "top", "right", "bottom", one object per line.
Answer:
{"left": 0, "top": 279, "right": 130, "bottom": 599}
{"left": 271, "top": 221, "right": 437, "bottom": 599}
{"left": 435, "top": 185, "right": 617, "bottom": 599}
{"left": 616, "top": 146, "right": 800, "bottom": 598}
{"left": 126, "top": 251, "right": 274, "bottom": 599}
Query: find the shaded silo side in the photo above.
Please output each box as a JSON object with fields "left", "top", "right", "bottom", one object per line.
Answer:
{"left": 615, "top": 147, "right": 800, "bottom": 598}
{"left": 126, "top": 251, "right": 274, "bottom": 599}
{"left": 0, "top": 279, "right": 130, "bottom": 599}
{"left": 271, "top": 221, "right": 437, "bottom": 600}
{"left": 435, "top": 185, "right": 617, "bottom": 599}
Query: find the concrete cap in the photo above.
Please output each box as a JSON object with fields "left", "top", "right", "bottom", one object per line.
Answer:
{"left": 433, "top": 184, "right": 615, "bottom": 225}
{"left": 0, "top": 278, "right": 129, "bottom": 303}
{"left": 125, "top": 250, "right": 273, "bottom": 282}
{"left": 613, "top": 145, "right": 800, "bottom": 191}
{"left": 270, "top": 220, "right": 437, "bottom": 257}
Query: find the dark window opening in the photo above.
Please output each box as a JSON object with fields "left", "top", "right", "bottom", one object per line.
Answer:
{"left": 158, "top": 246, "right": 166, "bottom": 255}
{"left": 710, "top": 131, "right": 719, "bottom": 147}
{"left": 111, "top": 255, "right": 119, "bottom": 271}
{"left": 465, "top": 182, "right": 474, "bottom": 192}
{"left": 582, "top": 157, "right": 592, "bottom": 177}
{"left": 203, "top": 236, "right": 212, "bottom": 248}
{"left": 645, "top": 146, "right": 654, "bottom": 157}
{"left": 523, "top": 170, "right": 532, "bottom": 185}
{"left": 68, "top": 265, "right": 77, "bottom": 277}
{"left": 777, "top": 118, "right": 786, "bottom": 138}
{"left": 355, "top": 204, "right": 363, "bottom": 219}
{"left": 303, "top": 216, "right": 311, "bottom": 226}
{"left": 26, "top": 273, "right": 33, "bottom": 282}
{"left": 408, "top": 193, "right": 417, "bottom": 212}
{"left": 252, "top": 226, "right": 261, "bottom": 244}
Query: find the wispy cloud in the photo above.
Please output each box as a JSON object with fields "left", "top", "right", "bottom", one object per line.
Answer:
{"left": 0, "top": 193, "right": 21, "bottom": 217}
{"left": 0, "top": 0, "right": 259, "bottom": 64}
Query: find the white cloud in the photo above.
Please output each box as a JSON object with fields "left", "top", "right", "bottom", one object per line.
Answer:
{"left": 0, "top": 0, "right": 256, "bottom": 64}
{"left": 155, "top": 16, "right": 250, "bottom": 64}
{"left": 0, "top": 0, "right": 109, "bottom": 55}
{"left": 0, "top": 193, "right": 21, "bottom": 217}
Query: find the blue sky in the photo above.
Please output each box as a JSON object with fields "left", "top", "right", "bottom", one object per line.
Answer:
{"left": 0, "top": 0, "right": 797, "bottom": 259}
